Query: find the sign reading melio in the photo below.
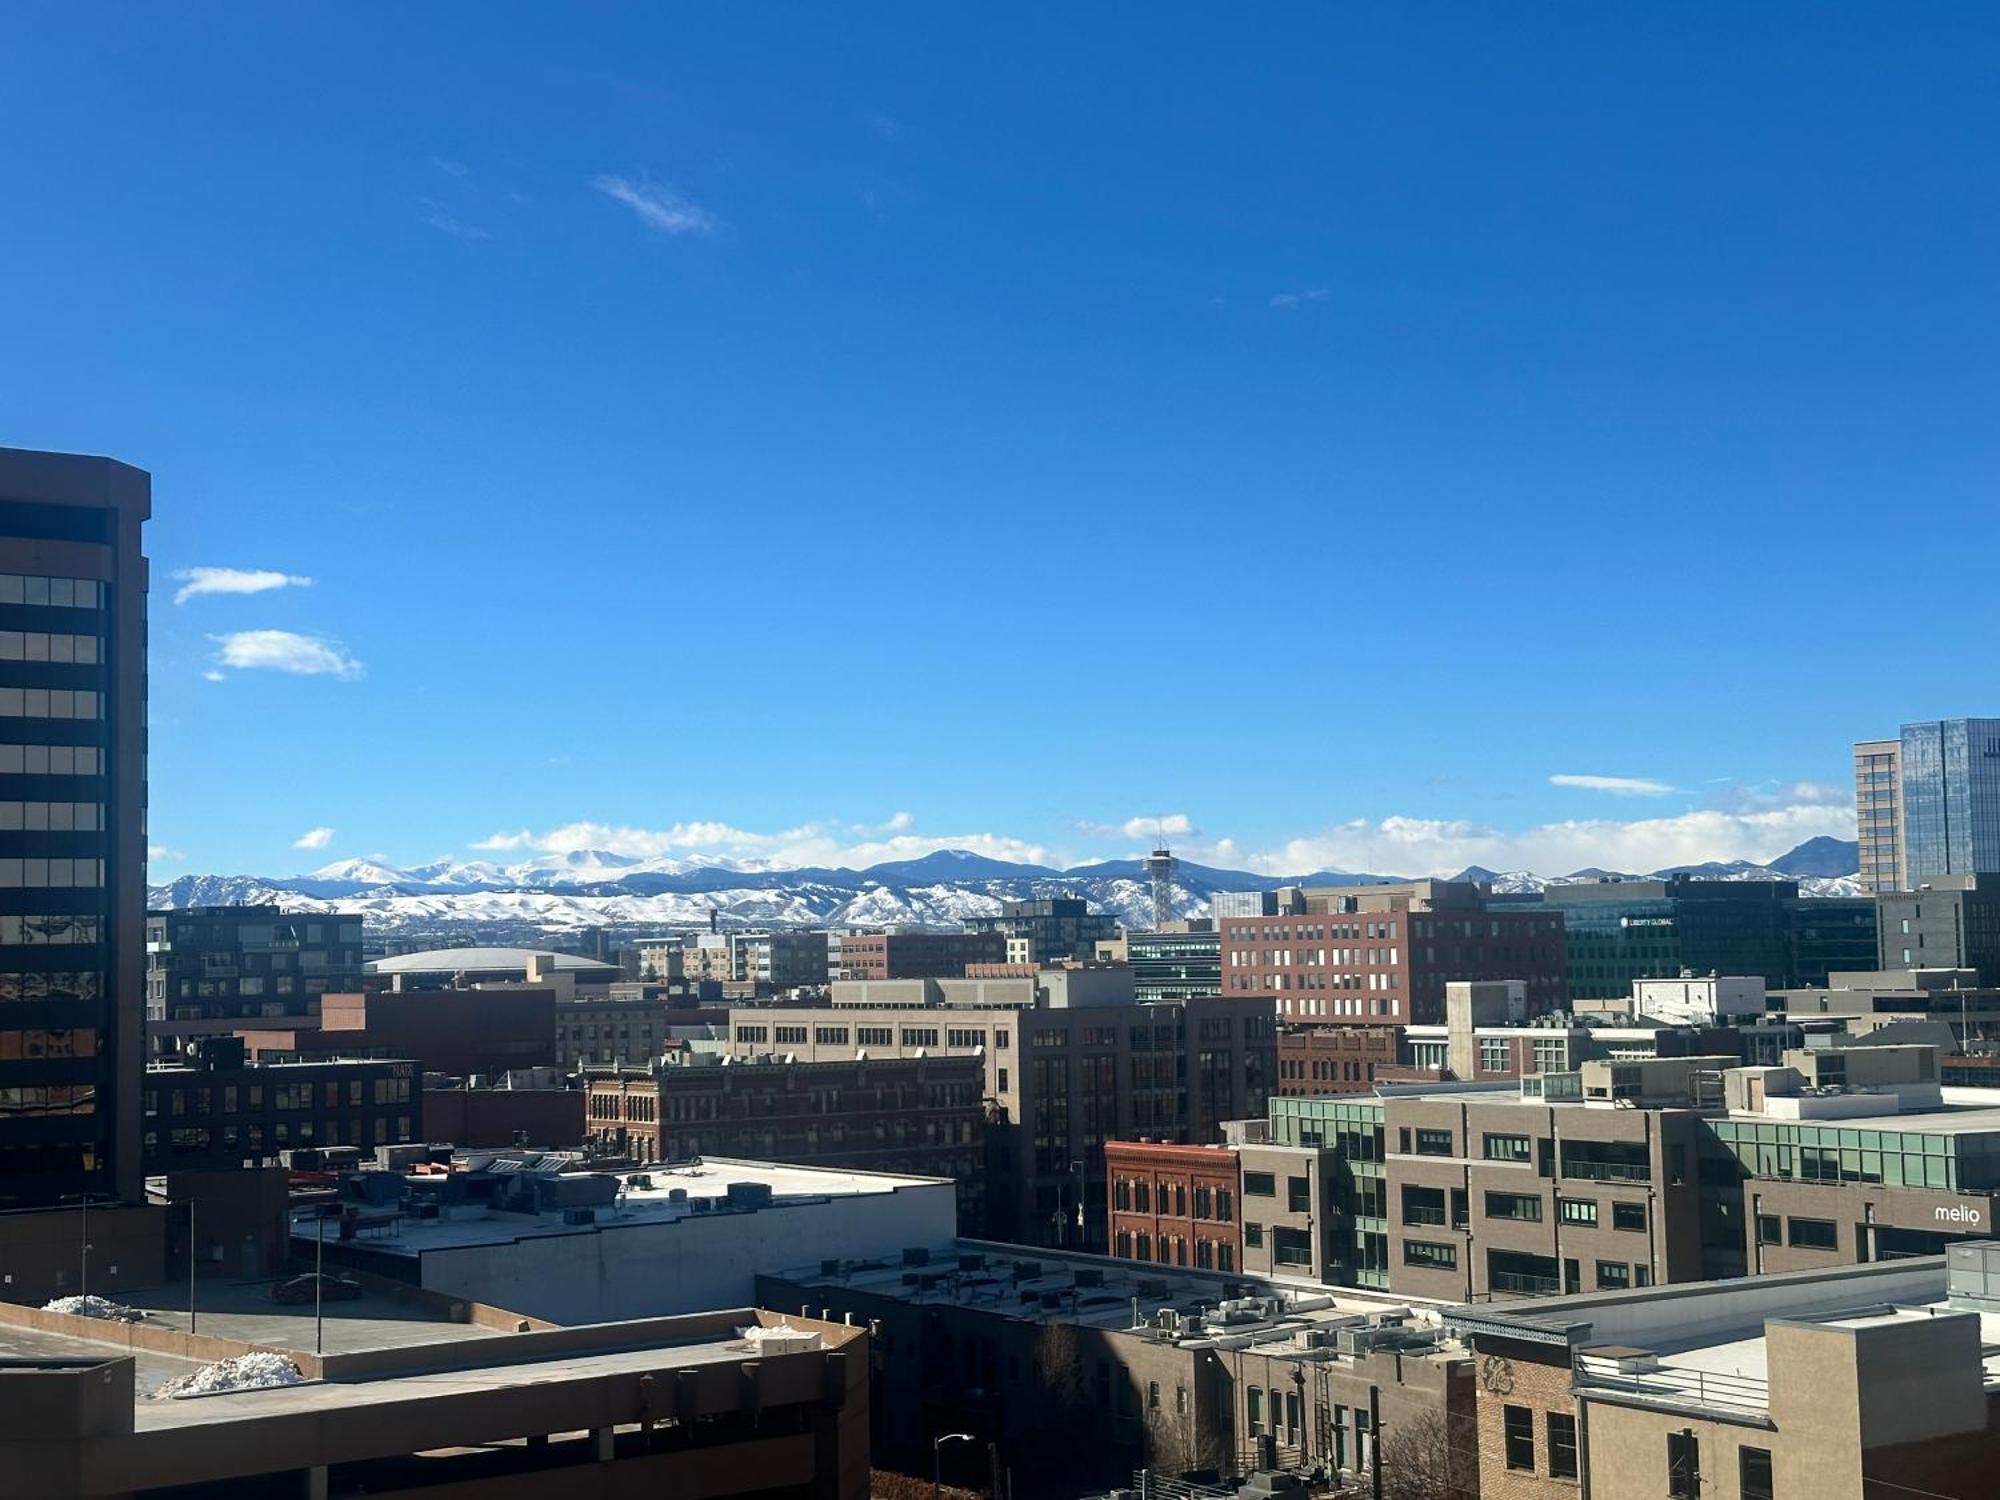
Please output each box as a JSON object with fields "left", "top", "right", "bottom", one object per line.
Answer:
{"left": 1936, "top": 1203, "right": 1987, "bottom": 1228}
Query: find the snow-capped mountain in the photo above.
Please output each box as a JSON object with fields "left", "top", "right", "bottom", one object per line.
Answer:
{"left": 150, "top": 839, "right": 1862, "bottom": 940}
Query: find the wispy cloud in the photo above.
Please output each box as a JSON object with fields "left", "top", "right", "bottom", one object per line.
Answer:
{"left": 1081, "top": 813, "right": 1197, "bottom": 841}
{"left": 293, "top": 826, "right": 335, "bottom": 851}
{"left": 209, "top": 630, "right": 363, "bottom": 680}
{"left": 593, "top": 174, "right": 715, "bottom": 236}
{"left": 1269, "top": 288, "right": 1330, "bottom": 309}
{"left": 173, "top": 567, "right": 313, "bottom": 606}
{"left": 148, "top": 845, "right": 184, "bottom": 863}
{"left": 421, "top": 200, "right": 490, "bottom": 241}
{"left": 1548, "top": 773, "right": 1675, "bottom": 797}
{"left": 429, "top": 156, "right": 469, "bottom": 178}
{"left": 470, "top": 818, "right": 1049, "bottom": 869}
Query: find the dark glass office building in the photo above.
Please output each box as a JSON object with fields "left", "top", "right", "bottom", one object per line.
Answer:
{"left": 0, "top": 449, "right": 149, "bottom": 1209}
{"left": 1901, "top": 719, "right": 2000, "bottom": 885}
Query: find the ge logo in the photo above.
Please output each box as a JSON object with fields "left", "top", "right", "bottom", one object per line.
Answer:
{"left": 1480, "top": 1355, "right": 1515, "bottom": 1395}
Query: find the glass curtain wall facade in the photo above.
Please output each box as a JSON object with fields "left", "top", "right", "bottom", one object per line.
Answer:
{"left": 1902, "top": 719, "right": 2000, "bottom": 885}
{"left": 1267, "top": 1095, "right": 1389, "bottom": 1287}
{"left": 0, "top": 450, "right": 149, "bottom": 1209}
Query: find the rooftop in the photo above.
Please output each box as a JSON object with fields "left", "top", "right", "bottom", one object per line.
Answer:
{"left": 367, "top": 946, "right": 618, "bottom": 974}
{"left": 294, "top": 1154, "right": 951, "bottom": 1258}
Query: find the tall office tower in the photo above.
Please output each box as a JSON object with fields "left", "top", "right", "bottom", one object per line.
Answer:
{"left": 1900, "top": 719, "right": 2000, "bottom": 884}
{"left": 1853, "top": 737, "right": 1905, "bottom": 892}
{"left": 0, "top": 448, "right": 149, "bottom": 1210}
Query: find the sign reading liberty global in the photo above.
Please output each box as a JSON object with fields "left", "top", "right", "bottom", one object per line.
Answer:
{"left": 1937, "top": 1204, "right": 1986, "bottom": 1228}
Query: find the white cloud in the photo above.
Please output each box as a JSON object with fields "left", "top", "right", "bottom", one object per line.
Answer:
{"left": 1548, "top": 773, "right": 1675, "bottom": 797}
{"left": 421, "top": 200, "right": 490, "bottom": 240}
{"left": 293, "top": 827, "right": 335, "bottom": 851}
{"left": 202, "top": 670, "right": 226, "bottom": 683}
{"left": 1081, "top": 813, "right": 1198, "bottom": 841}
{"left": 210, "top": 630, "right": 363, "bottom": 680}
{"left": 593, "top": 175, "right": 715, "bottom": 236}
{"left": 472, "top": 817, "right": 1049, "bottom": 870}
{"left": 173, "top": 567, "right": 313, "bottom": 606}
{"left": 1270, "top": 288, "right": 1330, "bottom": 309}
{"left": 148, "top": 845, "right": 184, "bottom": 862}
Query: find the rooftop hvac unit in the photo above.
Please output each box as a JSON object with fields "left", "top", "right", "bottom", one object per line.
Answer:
{"left": 626, "top": 1173, "right": 655, "bottom": 1190}
{"left": 902, "top": 1247, "right": 931, "bottom": 1267}
{"left": 958, "top": 1252, "right": 987, "bottom": 1271}
{"left": 1011, "top": 1260, "right": 1042, "bottom": 1281}
{"left": 668, "top": 1188, "right": 688, "bottom": 1203}
{"left": 563, "top": 1207, "right": 597, "bottom": 1227}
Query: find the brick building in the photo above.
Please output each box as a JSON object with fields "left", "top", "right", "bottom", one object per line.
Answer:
{"left": 421, "top": 1076, "right": 585, "bottom": 1149}
{"left": 1220, "top": 880, "right": 1565, "bottom": 1025}
{"left": 236, "top": 987, "right": 556, "bottom": 1076}
{"left": 1105, "top": 1139, "right": 1241, "bottom": 1272}
{"left": 142, "top": 1039, "right": 419, "bottom": 1173}
{"left": 829, "top": 929, "right": 1007, "bottom": 979}
{"left": 1275, "top": 1026, "right": 1400, "bottom": 1095}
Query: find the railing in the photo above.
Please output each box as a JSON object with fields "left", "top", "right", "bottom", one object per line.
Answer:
{"left": 1130, "top": 1472, "right": 1237, "bottom": 1500}
{"left": 1402, "top": 1207, "right": 1447, "bottom": 1226}
{"left": 1488, "top": 1269, "right": 1561, "bottom": 1296}
{"left": 1560, "top": 1159, "right": 1652, "bottom": 1183}
{"left": 1575, "top": 1354, "right": 1769, "bottom": 1415}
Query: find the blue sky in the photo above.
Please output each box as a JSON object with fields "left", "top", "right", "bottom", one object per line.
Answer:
{"left": 3, "top": 5, "right": 1995, "bottom": 878}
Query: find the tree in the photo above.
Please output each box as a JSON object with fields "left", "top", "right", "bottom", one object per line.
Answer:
{"left": 1144, "top": 1400, "right": 1227, "bottom": 1480}
{"left": 1376, "top": 1410, "right": 1477, "bottom": 1500}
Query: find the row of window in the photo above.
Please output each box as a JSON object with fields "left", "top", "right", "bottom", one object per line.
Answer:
{"left": 0, "top": 859, "right": 104, "bottom": 887}
{"left": 0, "top": 1027, "right": 96, "bottom": 1059}
{"left": 1112, "top": 1229, "right": 1236, "bottom": 1271}
{"left": 0, "top": 801, "right": 101, "bottom": 831}
{"left": 0, "top": 575, "right": 104, "bottom": 610}
{"left": 0, "top": 971, "right": 103, "bottom": 1002}
{"left": 0, "top": 744, "right": 100, "bottom": 776}
{"left": 0, "top": 632, "right": 99, "bottom": 664}
{"left": 0, "top": 689, "right": 100, "bottom": 719}
{"left": 0, "top": 1083, "right": 95, "bottom": 1115}
{"left": 0, "top": 914, "right": 100, "bottom": 946}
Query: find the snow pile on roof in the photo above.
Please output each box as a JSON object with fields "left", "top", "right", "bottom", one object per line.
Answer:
{"left": 43, "top": 1294, "right": 146, "bottom": 1322}
{"left": 734, "top": 1320, "right": 819, "bottom": 1354}
{"left": 153, "top": 1352, "right": 306, "bottom": 1399}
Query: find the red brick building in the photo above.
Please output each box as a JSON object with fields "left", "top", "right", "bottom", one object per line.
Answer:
{"left": 1220, "top": 880, "right": 1565, "bottom": 1025}
{"left": 422, "top": 1081, "right": 585, "bottom": 1149}
{"left": 1105, "top": 1139, "right": 1241, "bottom": 1273}
{"left": 236, "top": 988, "right": 557, "bottom": 1076}
{"left": 832, "top": 930, "right": 1008, "bottom": 979}
{"left": 1275, "top": 1025, "right": 1401, "bottom": 1095}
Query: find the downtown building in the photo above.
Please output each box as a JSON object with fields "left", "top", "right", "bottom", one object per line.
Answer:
{"left": 827, "top": 928, "right": 1006, "bottom": 979}
{"left": 965, "top": 895, "right": 1120, "bottom": 964}
{"left": 144, "top": 901, "right": 365, "bottom": 1055}
{"left": 0, "top": 448, "right": 150, "bottom": 1212}
{"left": 725, "top": 966, "right": 1273, "bottom": 1248}
{"left": 1219, "top": 879, "right": 1567, "bottom": 1025}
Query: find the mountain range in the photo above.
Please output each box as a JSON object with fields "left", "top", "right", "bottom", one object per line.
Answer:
{"left": 147, "top": 838, "right": 1862, "bottom": 942}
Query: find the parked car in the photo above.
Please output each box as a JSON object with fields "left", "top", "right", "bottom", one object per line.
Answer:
{"left": 270, "top": 1273, "right": 364, "bottom": 1305}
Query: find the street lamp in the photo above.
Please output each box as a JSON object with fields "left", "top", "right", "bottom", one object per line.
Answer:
{"left": 59, "top": 1191, "right": 102, "bottom": 1298}
{"left": 933, "top": 1432, "right": 975, "bottom": 1496}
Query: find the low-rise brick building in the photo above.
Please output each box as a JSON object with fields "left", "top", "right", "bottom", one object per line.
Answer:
{"left": 829, "top": 929, "right": 1008, "bottom": 979}
{"left": 1105, "top": 1138, "right": 1241, "bottom": 1272}
{"left": 1276, "top": 1025, "right": 1400, "bottom": 1095}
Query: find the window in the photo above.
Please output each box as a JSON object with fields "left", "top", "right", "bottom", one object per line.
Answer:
{"left": 1484, "top": 1133, "right": 1532, "bottom": 1162}
{"left": 1247, "top": 1387, "right": 1263, "bottom": 1434}
{"left": 900, "top": 1027, "right": 939, "bottom": 1047}
{"left": 1403, "top": 1239, "right": 1457, "bottom": 1269}
{"left": 1503, "top": 1405, "right": 1535, "bottom": 1471}
{"left": 1788, "top": 1217, "right": 1838, "bottom": 1250}
{"left": 1612, "top": 1200, "right": 1647, "bottom": 1232}
{"left": 1739, "top": 1445, "right": 1773, "bottom": 1500}
{"left": 856, "top": 1026, "right": 892, "bottom": 1046}
{"left": 1243, "top": 1171, "right": 1276, "bottom": 1196}
{"left": 1485, "top": 1191, "right": 1542, "bottom": 1222}
{"left": 1595, "top": 1260, "right": 1629, "bottom": 1289}
{"left": 1666, "top": 1430, "right": 1700, "bottom": 1499}
{"left": 1287, "top": 1174, "right": 1312, "bottom": 1211}
{"left": 814, "top": 1026, "right": 849, "bottom": 1045}
{"left": 1414, "top": 1128, "right": 1454, "bottom": 1156}
{"left": 1244, "top": 1222, "right": 1264, "bottom": 1248}
{"left": 774, "top": 1025, "right": 807, "bottom": 1045}
{"left": 1755, "top": 1213, "right": 1782, "bottom": 1246}
{"left": 1558, "top": 1198, "right": 1597, "bottom": 1227}
{"left": 1548, "top": 1413, "right": 1578, "bottom": 1480}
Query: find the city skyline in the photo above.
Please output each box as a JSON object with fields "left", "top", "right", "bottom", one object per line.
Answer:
{"left": 4, "top": 7, "right": 1995, "bottom": 877}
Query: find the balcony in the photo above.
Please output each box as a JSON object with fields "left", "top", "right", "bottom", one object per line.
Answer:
{"left": 1576, "top": 1354, "right": 1769, "bottom": 1416}
{"left": 1402, "top": 1206, "right": 1447, "bottom": 1227}
{"left": 1488, "top": 1269, "right": 1562, "bottom": 1296}
{"left": 1560, "top": 1158, "right": 1652, "bottom": 1184}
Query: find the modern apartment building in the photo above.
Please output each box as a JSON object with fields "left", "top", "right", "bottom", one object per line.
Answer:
{"left": 828, "top": 928, "right": 1006, "bottom": 979}
{"left": 1855, "top": 735, "right": 1906, "bottom": 892}
{"left": 1104, "top": 1138, "right": 1241, "bottom": 1271}
{"left": 1453, "top": 1251, "right": 1998, "bottom": 1500}
{"left": 681, "top": 930, "right": 829, "bottom": 990}
{"left": 0, "top": 447, "right": 149, "bottom": 1210}
{"left": 144, "top": 902, "right": 365, "bottom": 1055}
{"left": 141, "top": 1038, "right": 419, "bottom": 1172}
{"left": 1899, "top": 717, "right": 2000, "bottom": 884}
{"left": 1123, "top": 922, "right": 1222, "bottom": 1001}
{"left": 586, "top": 1052, "right": 987, "bottom": 1227}
{"left": 1877, "top": 872, "right": 2000, "bottom": 985}
{"left": 726, "top": 968, "right": 1274, "bottom": 1247}
{"left": 966, "top": 896, "right": 1121, "bottom": 964}
{"left": 1500, "top": 876, "right": 1876, "bottom": 998}
{"left": 1220, "top": 880, "right": 1566, "bottom": 1025}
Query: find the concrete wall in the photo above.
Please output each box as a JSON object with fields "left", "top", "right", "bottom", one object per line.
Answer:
{"left": 418, "top": 1183, "right": 956, "bottom": 1324}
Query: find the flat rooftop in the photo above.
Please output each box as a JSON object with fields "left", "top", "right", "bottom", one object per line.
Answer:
{"left": 297, "top": 1156, "right": 952, "bottom": 1257}
{"left": 766, "top": 1239, "right": 1464, "bottom": 1360}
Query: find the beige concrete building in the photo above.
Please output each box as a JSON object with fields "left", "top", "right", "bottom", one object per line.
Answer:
{"left": 1451, "top": 1245, "right": 2000, "bottom": 1500}
{"left": 1855, "top": 735, "right": 1905, "bottom": 894}
{"left": 730, "top": 968, "right": 1274, "bottom": 1247}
